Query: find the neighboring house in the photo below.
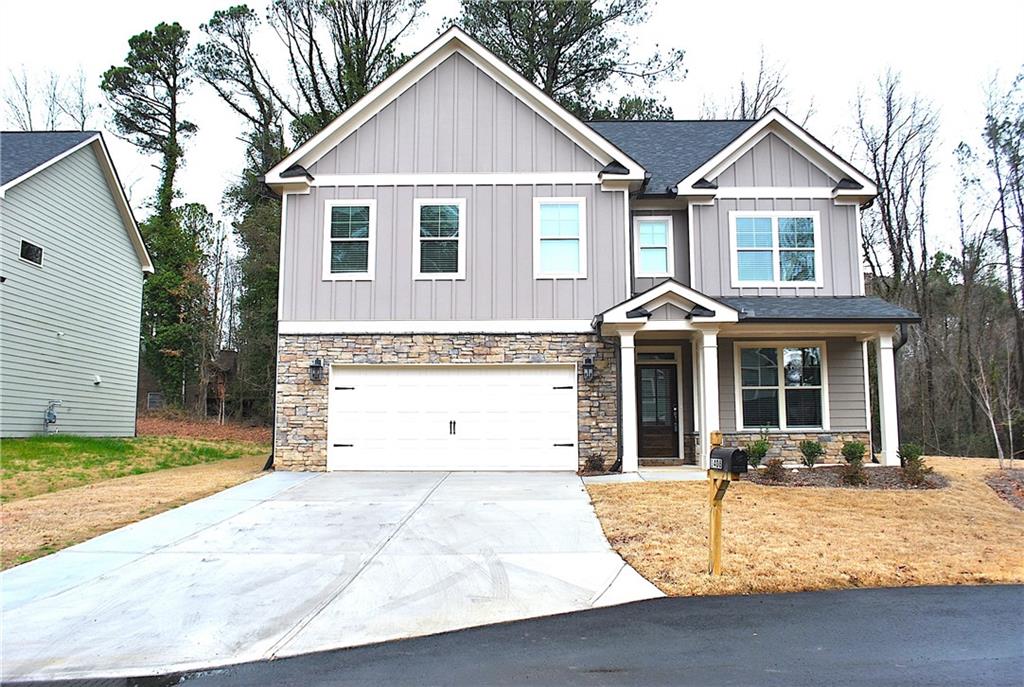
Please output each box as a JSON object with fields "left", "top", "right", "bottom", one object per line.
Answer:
{"left": 265, "top": 28, "right": 918, "bottom": 473}
{"left": 0, "top": 131, "right": 153, "bottom": 437}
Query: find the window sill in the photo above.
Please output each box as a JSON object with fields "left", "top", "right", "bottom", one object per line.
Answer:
{"left": 534, "top": 274, "right": 587, "bottom": 280}
{"left": 736, "top": 427, "right": 830, "bottom": 433}
{"left": 323, "top": 274, "right": 374, "bottom": 281}
{"left": 731, "top": 281, "right": 824, "bottom": 289}
{"left": 414, "top": 274, "right": 466, "bottom": 281}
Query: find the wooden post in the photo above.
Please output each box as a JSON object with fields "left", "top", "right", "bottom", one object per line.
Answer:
{"left": 707, "top": 430, "right": 726, "bottom": 576}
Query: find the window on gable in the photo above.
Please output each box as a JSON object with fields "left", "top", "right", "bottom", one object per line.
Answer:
{"left": 324, "top": 201, "right": 375, "bottom": 279}
{"left": 535, "top": 199, "right": 586, "bottom": 278}
{"left": 739, "top": 344, "right": 825, "bottom": 429}
{"left": 635, "top": 217, "right": 673, "bottom": 277}
{"left": 415, "top": 199, "right": 465, "bottom": 279}
{"left": 732, "top": 212, "right": 820, "bottom": 286}
{"left": 19, "top": 240, "right": 43, "bottom": 266}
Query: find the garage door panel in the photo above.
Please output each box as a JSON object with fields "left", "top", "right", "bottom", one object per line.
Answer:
{"left": 328, "top": 365, "right": 578, "bottom": 471}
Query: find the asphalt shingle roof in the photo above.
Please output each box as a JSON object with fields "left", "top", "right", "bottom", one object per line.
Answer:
{"left": 586, "top": 120, "right": 756, "bottom": 195}
{"left": 0, "top": 131, "right": 97, "bottom": 186}
{"left": 721, "top": 296, "right": 920, "bottom": 323}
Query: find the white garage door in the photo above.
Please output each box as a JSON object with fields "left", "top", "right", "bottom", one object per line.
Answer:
{"left": 327, "top": 365, "right": 579, "bottom": 471}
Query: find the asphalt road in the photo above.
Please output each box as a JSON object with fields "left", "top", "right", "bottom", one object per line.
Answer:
{"left": 24, "top": 585, "right": 1024, "bottom": 687}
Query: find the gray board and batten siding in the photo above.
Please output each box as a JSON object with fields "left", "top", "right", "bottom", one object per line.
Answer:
{"left": 1, "top": 145, "right": 143, "bottom": 436}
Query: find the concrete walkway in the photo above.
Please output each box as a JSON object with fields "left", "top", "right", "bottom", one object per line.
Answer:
{"left": 0, "top": 471, "right": 661, "bottom": 682}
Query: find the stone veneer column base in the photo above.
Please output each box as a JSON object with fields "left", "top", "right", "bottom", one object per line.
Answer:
{"left": 274, "top": 333, "right": 620, "bottom": 472}
{"left": 722, "top": 431, "right": 872, "bottom": 463}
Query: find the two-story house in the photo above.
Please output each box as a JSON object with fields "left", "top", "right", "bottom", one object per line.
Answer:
{"left": 1, "top": 131, "right": 153, "bottom": 437}
{"left": 266, "top": 28, "right": 918, "bottom": 473}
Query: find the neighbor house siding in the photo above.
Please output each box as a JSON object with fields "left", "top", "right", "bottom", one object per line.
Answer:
{"left": 307, "top": 53, "right": 603, "bottom": 176}
{"left": 0, "top": 145, "right": 143, "bottom": 437}
{"left": 713, "top": 133, "right": 837, "bottom": 187}
{"left": 691, "top": 198, "right": 861, "bottom": 297}
{"left": 280, "top": 183, "right": 627, "bottom": 322}
{"left": 717, "top": 337, "right": 867, "bottom": 433}
{"left": 630, "top": 207, "right": 689, "bottom": 294}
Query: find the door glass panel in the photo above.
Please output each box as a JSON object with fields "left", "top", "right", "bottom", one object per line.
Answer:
{"left": 639, "top": 367, "right": 672, "bottom": 424}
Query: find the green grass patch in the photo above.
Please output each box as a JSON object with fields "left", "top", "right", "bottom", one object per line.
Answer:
{"left": 0, "top": 434, "right": 269, "bottom": 502}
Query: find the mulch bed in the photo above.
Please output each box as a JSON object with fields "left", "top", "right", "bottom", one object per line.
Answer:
{"left": 136, "top": 414, "right": 271, "bottom": 444}
{"left": 985, "top": 469, "right": 1024, "bottom": 510}
{"left": 745, "top": 464, "right": 948, "bottom": 490}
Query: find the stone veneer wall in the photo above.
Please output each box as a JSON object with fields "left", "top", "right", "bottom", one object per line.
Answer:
{"left": 275, "top": 333, "right": 620, "bottom": 471}
{"left": 722, "top": 431, "right": 872, "bottom": 463}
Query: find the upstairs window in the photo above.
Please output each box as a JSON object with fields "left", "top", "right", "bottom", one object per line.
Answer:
{"left": 634, "top": 217, "right": 673, "bottom": 277}
{"left": 414, "top": 199, "right": 465, "bottom": 279}
{"left": 324, "top": 200, "right": 375, "bottom": 280}
{"left": 730, "top": 211, "right": 821, "bottom": 287}
{"left": 19, "top": 240, "right": 43, "bottom": 266}
{"left": 738, "top": 343, "right": 827, "bottom": 430}
{"left": 534, "top": 198, "right": 587, "bottom": 278}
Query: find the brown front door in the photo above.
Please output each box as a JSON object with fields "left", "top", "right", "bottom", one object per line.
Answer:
{"left": 637, "top": 364, "right": 679, "bottom": 458}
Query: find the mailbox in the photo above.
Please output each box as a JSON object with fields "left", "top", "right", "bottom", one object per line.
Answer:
{"left": 709, "top": 447, "right": 748, "bottom": 474}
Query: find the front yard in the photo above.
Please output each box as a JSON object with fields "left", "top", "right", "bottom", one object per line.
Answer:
{"left": 588, "top": 457, "right": 1024, "bottom": 597}
{"left": 0, "top": 433, "right": 269, "bottom": 568}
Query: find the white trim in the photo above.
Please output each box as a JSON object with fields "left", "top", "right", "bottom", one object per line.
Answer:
{"left": 17, "top": 238, "right": 44, "bottom": 268}
{"left": 322, "top": 199, "right": 377, "bottom": 281}
{"left": 600, "top": 280, "right": 740, "bottom": 326}
{"left": 413, "top": 198, "right": 466, "bottom": 280}
{"left": 309, "top": 172, "right": 602, "bottom": 187}
{"left": 1, "top": 135, "right": 153, "bottom": 274}
{"left": 875, "top": 333, "right": 900, "bottom": 466}
{"left": 676, "top": 110, "right": 877, "bottom": 195}
{"left": 533, "top": 196, "right": 588, "bottom": 279}
{"left": 278, "top": 319, "right": 595, "bottom": 335}
{"left": 728, "top": 210, "right": 823, "bottom": 288}
{"left": 265, "top": 27, "right": 645, "bottom": 186}
{"left": 855, "top": 206, "right": 866, "bottom": 296}
{"left": 862, "top": 339, "right": 873, "bottom": 451}
{"left": 633, "top": 215, "right": 674, "bottom": 278}
{"left": 733, "top": 340, "right": 831, "bottom": 432}
{"left": 620, "top": 332, "right": 639, "bottom": 472}
{"left": 622, "top": 189, "right": 632, "bottom": 300}
{"left": 276, "top": 193, "right": 289, "bottom": 317}
{"left": 714, "top": 187, "right": 836, "bottom": 199}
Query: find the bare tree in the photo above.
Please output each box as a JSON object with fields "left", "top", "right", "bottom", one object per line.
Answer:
{"left": 4, "top": 68, "right": 39, "bottom": 130}
{"left": 700, "top": 48, "right": 814, "bottom": 124}
{"left": 57, "top": 68, "right": 100, "bottom": 130}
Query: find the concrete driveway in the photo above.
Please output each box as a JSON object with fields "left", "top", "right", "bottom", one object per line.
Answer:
{"left": 0, "top": 471, "right": 661, "bottom": 682}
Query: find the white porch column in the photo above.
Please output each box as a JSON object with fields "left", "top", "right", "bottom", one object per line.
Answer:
{"left": 875, "top": 332, "right": 901, "bottom": 466}
{"left": 620, "top": 332, "right": 639, "bottom": 473}
{"left": 698, "top": 328, "right": 720, "bottom": 467}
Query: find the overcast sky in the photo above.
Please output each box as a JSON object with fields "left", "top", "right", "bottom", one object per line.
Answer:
{"left": 2, "top": 0, "right": 1022, "bottom": 253}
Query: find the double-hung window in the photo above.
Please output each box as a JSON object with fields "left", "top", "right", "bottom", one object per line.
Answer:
{"left": 534, "top": 198, "right": 587, "bottom": 278}
{"left": 738, "top": 343, "right": 827, "bottom": 429}
{"left": 731, "top": 211, "right": 821, "bottom": 287}
{"left": 324, "top": 200, "right": 375, "bottom": 280}
{"left": 414, "top": 199, "right": 465, "bottom": 279}
{"left": 634, "top": 217, "right": 673, "bottom": 277}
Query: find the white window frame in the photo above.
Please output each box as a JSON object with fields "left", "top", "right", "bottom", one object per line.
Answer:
{"left": 533, "top": 197, "right": 587, "bottom": 279}
{"left": 413, "top": 198, "right": 466, "bottom": 280}
{"left": 733, "top": 340, "right": 830, "bottom": 431}
{"left": 633, "top": 215, "right": 674, "bottom": 278}
{"left": 18, "top": 238, "right": 44, "bottom": 268}
{"left": 323, "top": 199, "right": 376, "bottom": 281}
{"left": 728, "top": 210, "right": 822, "bottom": 288}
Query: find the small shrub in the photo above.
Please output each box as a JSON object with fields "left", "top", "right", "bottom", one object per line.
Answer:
{"left": 798, "top": 440, "right": 824, "bottom": 468}
{"left": 763, "top": 458, "right": 786, "bottom": 482}
{"left": 582, "top": 455, "right": 606, "bottom": 474}
{"left": 899, "top": 444, "right": 933, "bottom": 486}
{"left": 841, "top": 440, "right": 868, "bottom": 486}
{"left": 841, "top": 441, "right": 866, "bottom": 463}
{"left": 747, "top": 433, "right": 771, "bottom": 467}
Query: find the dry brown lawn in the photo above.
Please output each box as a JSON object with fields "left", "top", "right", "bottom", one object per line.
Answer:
{"left": 1, "top": 454, "right": 266, "bottom": 569}
{"left": 587, "top": 457, "right": 1024, "bottom": 597}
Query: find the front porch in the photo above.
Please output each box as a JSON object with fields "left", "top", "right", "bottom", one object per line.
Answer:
{"left": 594, "top": 281, "right": 917, "bottom": 472}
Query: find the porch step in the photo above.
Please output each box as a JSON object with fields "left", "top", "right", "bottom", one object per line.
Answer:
{"left": 640, "top": 459, "right": 696, "bottom": 467}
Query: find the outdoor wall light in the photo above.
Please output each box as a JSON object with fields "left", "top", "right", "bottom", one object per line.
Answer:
{"left": 582, "top": 357, "right": 596, "bottom": 383}
{"left": 309, "top": 358, "right": 325, "bottom": 382}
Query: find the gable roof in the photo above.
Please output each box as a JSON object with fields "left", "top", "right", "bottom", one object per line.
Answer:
{"left": 0, "top": 131, "right": 153, "bottom": 273}
{"left": 586, "top": 120, "right": 755, "bottom": 196}
{"left": 676, "top": 109, "right": 877, "bottom": 198}
{"left": 265, "top": 27, "right": 646, "bottom": 187}
{"left": 722, "top": 296, "right": 920, "bottom": 323}
{"left": 0, "top": 131, "right": 96, "bottom": 185}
